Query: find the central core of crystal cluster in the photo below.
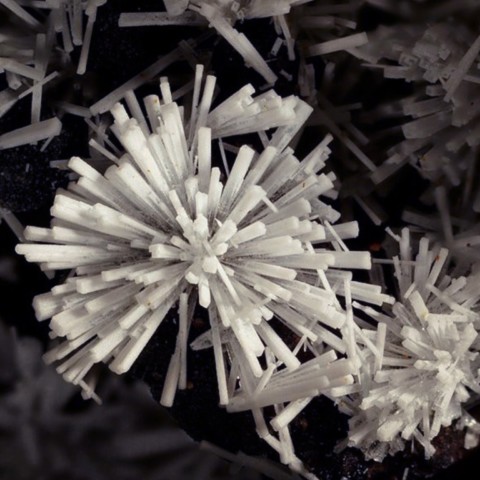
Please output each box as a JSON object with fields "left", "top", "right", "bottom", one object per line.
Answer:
{"left": 180, "top": 215, "right": 230, "bottom": 290}
{"left": 156, "top": 184, "right": 249, "bottom": 310}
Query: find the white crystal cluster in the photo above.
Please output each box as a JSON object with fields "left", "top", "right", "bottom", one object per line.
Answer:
{"left": 6, "top": 1, "right": 480, "bottom": 474}
{"left": 15, "top": 66, "right": 385, "bottom": 474}
{"left": 334, "top": 21, "right": 480, "bottom": 266}
{"left": 15, "top": 63, "right": 480, "bottom": 471}
{"left": 341, "top": 229, "right": 480, "bottom": 461}
{"left": 120, "top": 0, "right": 313, "bottom": 84}
{"left": 352, "top": 23, "right": 480, "bottom": 208}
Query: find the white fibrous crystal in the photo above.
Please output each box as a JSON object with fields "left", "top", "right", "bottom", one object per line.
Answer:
{"left": 0, "top": 117, "right": 63, "bottom": 150}
{"left": 308, "top": 32, "right": 368, "bottom": 57}
{"left": 294, "top": 1, "right": 367, "bottom": 59}
{"left": 350, "top": 23, "right": 480, "bottom": 213}
{"left": 15, "top": 66, "right": 380, "bottom": 471}
{"left": 0, "top": 208, "right": 26, "bottom": 242}
{"left": 120, "top": 1, "right": 314, "bottom": 83}
{"left": 343, "top": 228, "right": 480, "bottom": 461}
